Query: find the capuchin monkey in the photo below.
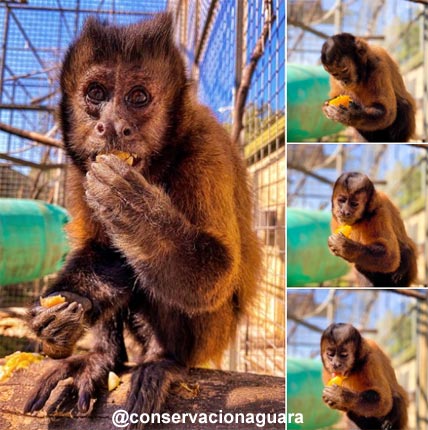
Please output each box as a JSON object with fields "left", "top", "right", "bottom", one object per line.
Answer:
{"left": 24, "top": 12, "right": 261, "bottom": 425}
{"left": 321, "top": 323, "right": 408, "bottom": 430}
{"left": 321, "top": 33, "right": 416, "bottom": 142}
{"left": 328, "top": 172, "right": 417, "bottom": 287}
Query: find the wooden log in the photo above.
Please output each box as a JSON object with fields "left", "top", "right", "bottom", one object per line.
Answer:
{"left": 0, "top": 360, "right": 285, "bottom": 430}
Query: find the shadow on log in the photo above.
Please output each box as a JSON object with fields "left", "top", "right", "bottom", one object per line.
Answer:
{"left": 0, "top": 359, "right": 285, "bottom": 430}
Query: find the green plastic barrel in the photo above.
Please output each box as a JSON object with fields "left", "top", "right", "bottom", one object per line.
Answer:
{"left": 287, "top": 208, "right": 349, "bottom": 286}
{"left": 0, "top": 198, "right": 69, "bottom": 286}
{"left": 287, "top": 358, "right": 340, "bottom": 430}
{"left": 287, "top": 64, "right": 344, "bottom": 142}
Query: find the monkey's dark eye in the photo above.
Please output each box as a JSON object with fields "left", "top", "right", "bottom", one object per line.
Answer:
{"left": 340, "top": 353, "right": 348, "bottom": 358}
{"left": 350, "top": 202, "right": 359, "bottom": 208}
{"left": 126, "top": 86, "right": 151, "bottom": 108}
{"left": 86, "top": 83, "right": 107, "bottom": 105}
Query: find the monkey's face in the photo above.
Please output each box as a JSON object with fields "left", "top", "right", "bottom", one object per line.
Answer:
{"left": 69, "top": 60, "right": 177, "bottom": 170}
{"left": 320, "top": 323, "right": 361, "bottom": 377}
{"left": 332, "top": 188, "right": 367, "bottom": 225}
{"left": 331, "top": 172, "right": 375, "bottom": 225}
{"left": 321, "top": 340, "right": 356, "bottom": 376}
{"left": 322, "top": 57, "right": 358, "bottom": 87}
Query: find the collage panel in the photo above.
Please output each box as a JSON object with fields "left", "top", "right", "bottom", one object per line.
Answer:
{"left": 288, "top": 1, "right": 422, "bottom": 143}
{"left": 286, "top": 288, "right": 427, "bottom": 430}
{"left": 287, "top": 143, "right": 425, "bottom": 288}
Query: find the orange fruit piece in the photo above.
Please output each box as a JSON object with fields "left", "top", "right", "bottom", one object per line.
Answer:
{"left": 40, "top": 295, "right": 66, "bottom": 308}
{"left": 334, "top": 225, "right": 352, "bottom": 238}
{"left": 328, "top": 95, "right": 353, "bottom": 108}
{"left": 327, "top": 374, "right": 346, "bottom": 386}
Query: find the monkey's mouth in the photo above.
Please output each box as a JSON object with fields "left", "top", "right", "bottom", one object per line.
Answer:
{"left": 95, "top": 150, "right": 142, "bottom": 167}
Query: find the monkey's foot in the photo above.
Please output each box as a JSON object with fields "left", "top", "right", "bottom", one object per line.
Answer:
{"left": 125, "top": 359, "right": 186, "bottom": 430}
{"left": 23, "top": 353, "right": 108, "bottom": 416}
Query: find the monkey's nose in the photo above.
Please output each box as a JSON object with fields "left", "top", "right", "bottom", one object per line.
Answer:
{"left": 95, "top": 121, "right": 115, "bottom": 137}
{"left": 95, "top": 121, "right": 131, "bottom": 138}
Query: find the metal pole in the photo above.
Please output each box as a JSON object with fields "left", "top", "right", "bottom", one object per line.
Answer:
{"left": 0, "top": 6, "right": 10, "bottom": 104}
{"left": 423, "top": 6, "right": 428, "bottom": 140}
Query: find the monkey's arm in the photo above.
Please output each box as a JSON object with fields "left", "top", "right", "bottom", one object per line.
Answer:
{"left": 85, "top": 154, "right": 239, "bottom": 315}
{"left": 27, "top": 244, "right": 134, "bottom": 358}
{"left": 323, "top": 77, "right": 396, "bottom": 131}
{"left": 322, "top": 384, "right": 393, "bottom": 417}
{"left": 328, "top": 231, "right": 400, "bottom": 273}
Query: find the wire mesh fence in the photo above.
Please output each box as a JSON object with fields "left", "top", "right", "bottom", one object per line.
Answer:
{"left": 0, "top": 1, "right": 285, "bottom": 377}
{"left": 174, "top": 0, "right": 285, "bottom": 376}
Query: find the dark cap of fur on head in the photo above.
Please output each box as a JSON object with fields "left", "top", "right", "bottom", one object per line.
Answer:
{"left": 333, "top": 172, "right": 374, "bottom": 196}
{"left": 60, "top": 12, "right": 185, "bottom": 93}
{"left": 321, "top": 323, "right": 362, "bottom": 347}
{"left": 321, "top": 33, "right": 357, "bottom": 66}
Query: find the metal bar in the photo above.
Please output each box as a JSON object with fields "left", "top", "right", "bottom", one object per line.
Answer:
{"left": 194, "top": 0, "right": 217, "bottom": 65}
{"left": 0, "top": 4, "right": 154, "bottom": 15}
{"left": 0, "top": 121, "right": 62, "bottom": 148}
{"left": 0, "top": 153, "right": 65, "bottom": 170}
{"left": 0, "top": 6, "right": 10, "bottom": 104}
{"left": 0, "top": 103, "right": 54, "bottom": 111}
{"left": 3, "top": 65, "right": 58, "bottom": 82}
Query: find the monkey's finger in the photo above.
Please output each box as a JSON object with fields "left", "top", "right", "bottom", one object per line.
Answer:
{"left": 89, "top": 162, "right": 134, "bottom": 198}
{"left": 46, "top": 384, "right": 78, "bottom": 415}
{"left": 24, "top": 370, "right": 69, "bottom": 413}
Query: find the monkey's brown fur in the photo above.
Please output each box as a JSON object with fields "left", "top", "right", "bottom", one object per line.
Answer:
{"left": 321, "top": 33, "right": 416, "bottom": 142}
{"left": 24, "top": 13, "right": 261, "bottom": 420}
{"left": 328, "top": 172, "right": 417, "bottom": 287}
{"left": 321, "top": 323, "right": 408, "bottom": 430}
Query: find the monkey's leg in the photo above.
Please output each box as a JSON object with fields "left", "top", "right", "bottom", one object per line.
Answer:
{"left": 346, "top": 412, "right": 383, "bottom": 430}
{"left": 125, "top": 312, "right": 187, "bottom": 430}
{"left": 24, "top": 312, "right": 127, "bottom": 415}
{"left": 381, "top": 393, "right": 408, "bottom": 430}
{"left": 27, "top": 243, "right": 134, "bottom": 358}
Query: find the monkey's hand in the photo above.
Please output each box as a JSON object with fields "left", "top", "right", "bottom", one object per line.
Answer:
{"left": 85, "top": 154, "right": 180, "bottom": 245}
{"left": 322, "top": 385, "right": 356, "bottom": 412}
{"left": 28, "top": 292, "right": 92, "bottom": 359}
{"left": 322, "top": 101, "right": 362, "bottom": 126}
{"left": 24, "top": 353, "right": 108, "bottom": 416}
{"left": 328, "top": 233, "right": 360, "bottom": 262}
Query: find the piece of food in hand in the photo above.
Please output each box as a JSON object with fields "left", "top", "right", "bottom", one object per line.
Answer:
{"left": 108, "top": 371, "right": 121, "bottom": 391}
{"left": 40, "top": 294, "right": 66, "bottom": 308}
{"left": 328, "top": 95, "right": 353, "bottom": 108}
{"left": 327, "top": 373, "right": 346, "bottom": 386}
{"left": 0, "top": 351, "right": 44, "bottom": 382}
{"left": 334, "top": 224, "right": 352, "bottom": 238}
{"left": 97, "top": 150, "right": 137, "bottom": 166}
